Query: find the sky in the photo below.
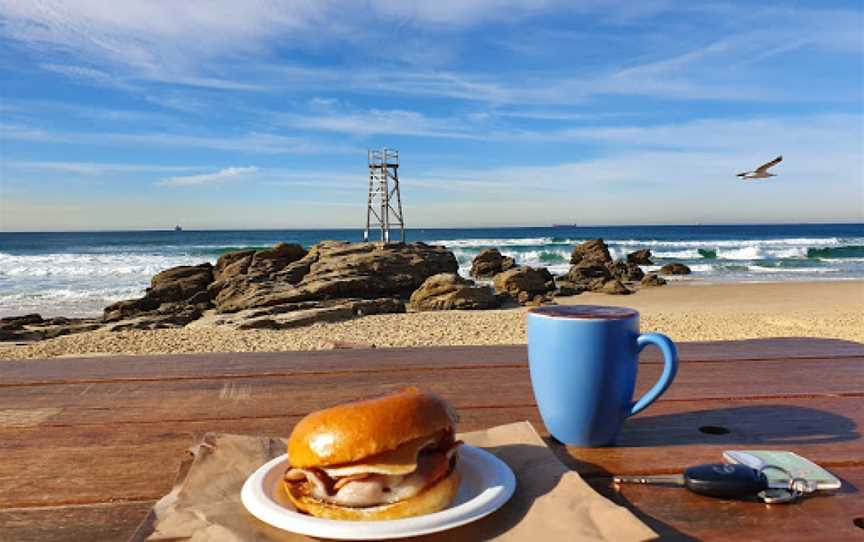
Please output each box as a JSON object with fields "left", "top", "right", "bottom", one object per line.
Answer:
{"left": 0, "top": 0, "right": 862, "bottom": 231}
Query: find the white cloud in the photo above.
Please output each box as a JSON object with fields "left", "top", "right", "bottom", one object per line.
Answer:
{"left": 160, "top": 166, "right": 259, "bottom": 187}
{"left": 0, "top": 122, "right": 360, "bottom": 155}
{"left": 5, "top": 160, "right": 199, "bottom": 175}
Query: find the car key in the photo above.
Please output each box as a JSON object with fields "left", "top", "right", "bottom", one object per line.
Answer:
{"left": 613, "top": 463, "right": 769, "bottom": 499}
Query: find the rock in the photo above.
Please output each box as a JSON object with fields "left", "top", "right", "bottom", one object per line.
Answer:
{"left": 501, "top": 256, "right": 516, "bottom": 272}
{"left": 470, "top": 248, "right": 504, "bottom": 278}
{"left": 104, "top": 305, "right": 204, "bottom": 331}
{"left": 0, "top": 316, "right": 102, "bottom": 342}
{"left": 600, "top": 279, "right": 632, "bottom": 295}
{"left": 641, "top": 273, "right": 667, "bottom": 287}
{"left": 570, "top": 239, "right": 612, "bottom": 266}
{"left": 215, "top": 241, "right": 458, "bottom": 313}
{"left": 607, "top": 260, "right": 645, "bottom": 282}
{"left": 660, "top": 262, "right": 692, "bottom": 275}
{"left": 627, "top": 249, "right": 653, "bottom": 265}
{"left": 567, "top": 263, "right": 613, "bottom": 288}
{"left": 213, "top": 250, "right": 254, "bottom": 281}
{"left": 213, "top": 298, "right": 405, "bottom": 330}
{"left": 245, "top": 243, "right": 307, "bottom": 279}
{"left": 103, "top": 297, "right": 160, "bottom": 322}
{"left": 494, "top": 266, "right": 555, "bottom": 305}
{"left": 0, "top": 313, "right": 44, "bottom": 330}
{"left": 148, "top": 264, "right": 214, "bottom": 303}
{"left": 409, "top": 274, "right": 498, "bottom": 311}
{"left": 554, "top": 279, "right": 585, "bottom": 296}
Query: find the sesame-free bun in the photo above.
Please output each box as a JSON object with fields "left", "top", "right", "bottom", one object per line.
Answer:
{"left": 288, "top": 387, "right": 457, "bottom": 468}
{"left": 283, "top": 468, "right": 461, "bottom": 521}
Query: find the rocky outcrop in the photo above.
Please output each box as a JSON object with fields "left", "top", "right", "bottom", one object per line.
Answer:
{"left": 627, "top": 249, "right": 653, "bottom": 265}
{"left": 199, "top": 297, "right": 406, "bottom": 330}
{"left": 607, "top": 260, "right": 645, "bottom": 282}
{"left": 103, "top": 263, "right": 215, "bottom": 327}
{"left": 0, "top": 314, "right": 102, "bottom": 342}
{"left": 213, "top": 241, "right": 457, "bottom": 313}
{"left": 494, "top": 266, "right": 555, "bottom": 305}
{"left": 90, "top": 240, "right": 458, "bottom": 334}
{"left": 563, "top": 238, "right": 662, "bottom": 293}
{"left": 660, "top": 262, "right": 692, "bottom": 275}
{"left": 566, "top": 263, "right": 613, "bottom": 291}
{"left": 469, "top": 248, "right": 515, "bottom": 278}
{"left": 409, "top": 274, "right": 498, "bottom": 311}
{"left": 553, "top": 279, "right": 585, "bottom": 296}
{"left": 570, "top": 239, "right": 612, "bottom": 266}
{"left": 600, "top": 279, "right": 632, "bottom": 295}
{"left": 641, "top": 273, "right": 667, "bottom": 287}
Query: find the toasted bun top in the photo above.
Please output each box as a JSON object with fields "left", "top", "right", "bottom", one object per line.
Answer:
{"left": 288, "top": 387, "right": 457, "bottom": 468}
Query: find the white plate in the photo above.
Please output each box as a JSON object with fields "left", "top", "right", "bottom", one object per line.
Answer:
{"left": 241, "top": 445, "right": 516, "bottom": 540}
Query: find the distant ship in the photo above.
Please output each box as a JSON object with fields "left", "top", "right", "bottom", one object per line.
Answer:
{"left": 174, "top": 225, "right": 183, "bottom": 232}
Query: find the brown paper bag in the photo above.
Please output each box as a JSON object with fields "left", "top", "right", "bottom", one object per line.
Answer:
{"left": 131, "top": 422, "right": 656, "bottom": 542}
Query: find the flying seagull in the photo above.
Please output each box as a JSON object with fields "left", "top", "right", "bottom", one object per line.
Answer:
{"left": 737, "top": 155, "right": 782, "bottom": 180}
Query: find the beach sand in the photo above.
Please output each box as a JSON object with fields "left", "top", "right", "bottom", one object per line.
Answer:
{"left": 1, "top": 280, "right": 862, "bottom": 360}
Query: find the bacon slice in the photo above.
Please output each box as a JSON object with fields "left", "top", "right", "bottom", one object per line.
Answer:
{"left": 284, "top": 438, "right": 462, "bottom": 507}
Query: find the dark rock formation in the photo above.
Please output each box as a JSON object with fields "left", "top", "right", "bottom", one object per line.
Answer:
{"left": 207, "top": 297, "right": 406, "bottom": 330}
{"left": 214, "top": 241, "right": 457, "bottom": 313}
{"left": 92, "top": 240, "right": 457, "bottom": 333}
{"left": 570, "top": 239, "right": 612, "bottom": 266}
{"left": 641, "top": 273, "right": 667, "bottom": 287}
{"left": 494, "top": 266, "right": 555, "bottom": 305}
{"left": 627, "top": 249, "right": 653, "bottom": 265}
{"left": 0, "top": 314, "right": 102, "bottom": 342}
{"left": 469, "top": 248, "right": 516, "bottom": 278}
{"left": 607, "top": 260, "right": 645, "bottom": 282}
{"left": 470, "top": 248, "right": 503, "bottom": 278}
{"left": 103, "top": 263, "right": 214, "bottom": 326}
{"left": 409, "top": 273, "right": 498, "bottom": 311}
{"left": 600, "top": 279, "right": 632, "bottom": 295}
{"left": 567, "top": 263, "right": 613, "bottom": 291}
{"left": 553, "top": 279, "right": 585, "bottom": 296}
{"left": 660, "top": 262, "right": 692, "bottom": 275}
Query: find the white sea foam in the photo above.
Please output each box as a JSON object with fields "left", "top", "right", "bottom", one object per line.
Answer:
{"left": 432, "top": 237, "right": 561, "bottom": 248}
{"left": 0, "top": 252, "right": 213, "bottom": 278}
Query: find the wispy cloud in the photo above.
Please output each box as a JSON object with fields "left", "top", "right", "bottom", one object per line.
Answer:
{"left": 5, "top": 160, "right": 200, "bottom": 176}
{"left": 0, "top": 122, "right": 360, "bottom": 155}
{"left": 160, "top": 166, "right": 259, "bottom": 187}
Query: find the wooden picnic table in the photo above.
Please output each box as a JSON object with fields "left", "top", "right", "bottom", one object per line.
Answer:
{"left": 1, "top": 337, "right": 863, "bottom": 541}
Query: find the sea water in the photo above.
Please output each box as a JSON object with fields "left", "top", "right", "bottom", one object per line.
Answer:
{"left": 1, "top": 223, "right": 862, "bottom": 317}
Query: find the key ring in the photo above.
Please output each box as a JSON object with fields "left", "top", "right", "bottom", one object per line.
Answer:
{"left": 756, "top": 465, "right": 816, "bottom": 504}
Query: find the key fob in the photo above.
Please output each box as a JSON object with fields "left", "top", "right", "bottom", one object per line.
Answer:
{"left": 683, "top": 463, "right": 768, "bottom": 498}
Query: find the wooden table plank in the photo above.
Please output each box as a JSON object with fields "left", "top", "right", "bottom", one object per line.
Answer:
{"left": 1, "top": 358, "right": 862, "bottom": 431}
{"left": 601, "top": 466, "right": 864, "bottom": 542}
{"left": 3, "top": 468, "right": 862, "bottom": 542}
{"left": 2, "top": 338, "right": 862, "bottom": 386}
{"left": 1, "top": 396, "right": 860, "bottom": 508}
{"left": 0, "top": 501, "right": 154, "bottom": 542}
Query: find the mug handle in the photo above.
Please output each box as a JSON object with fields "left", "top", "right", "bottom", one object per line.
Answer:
{"left": 628, "top": 333, "right": 679, "bottom": 417}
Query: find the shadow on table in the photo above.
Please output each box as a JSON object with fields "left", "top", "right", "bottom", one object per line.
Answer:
{"left": 618, "top": 404, "right": 859, "bottom": 447}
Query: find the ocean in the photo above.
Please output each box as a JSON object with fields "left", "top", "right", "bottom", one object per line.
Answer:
{"left": 1, "top": 223, "right": 863, "bottom": 318}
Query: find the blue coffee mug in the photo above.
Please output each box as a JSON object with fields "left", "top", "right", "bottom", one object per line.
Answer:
{"left": 527, "top": 305, "right": 678, "bottom": 447}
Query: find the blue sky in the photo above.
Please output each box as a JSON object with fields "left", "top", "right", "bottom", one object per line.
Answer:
{"left": 1, "top": 0, "right": 862, "bottom": 231}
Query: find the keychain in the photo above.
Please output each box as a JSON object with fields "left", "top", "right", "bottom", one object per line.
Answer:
{"left": 613, "top": 463, "right": 817, "bottom": 504}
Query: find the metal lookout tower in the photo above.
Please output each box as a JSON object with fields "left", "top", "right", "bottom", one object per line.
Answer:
{"left": 364, "top": 148, "right": 405, "bottom": 244}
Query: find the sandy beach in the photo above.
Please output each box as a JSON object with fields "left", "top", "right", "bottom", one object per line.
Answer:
{"left": 2, "top": 280, "right": 862, "bottom": 360}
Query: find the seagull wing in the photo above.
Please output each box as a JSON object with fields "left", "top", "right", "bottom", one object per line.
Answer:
{"left": 755, "top": 155, "right": 782, "bottom": 174}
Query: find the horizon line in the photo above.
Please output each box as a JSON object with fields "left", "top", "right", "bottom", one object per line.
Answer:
{"left": 1, "top": 220, "right": 863, "bottom": 234}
